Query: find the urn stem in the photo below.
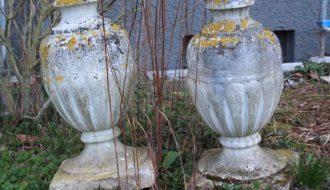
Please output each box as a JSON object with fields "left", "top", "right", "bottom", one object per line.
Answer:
{"left": 54, "top": 2, "right": 98, "bottom": 30}
{"left": 211, "top": 7, "right": 250, "bottom": 23}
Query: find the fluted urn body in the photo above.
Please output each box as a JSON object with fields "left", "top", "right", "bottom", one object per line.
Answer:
{"left": 40, "top": 1, "right": 154, "bottom": 189}
{"left": 187, "top": 0, "right": 287, "bottom": 181}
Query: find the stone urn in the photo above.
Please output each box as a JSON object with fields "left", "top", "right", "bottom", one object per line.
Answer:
{"left": 187, "top": 0, "right": 295, "bottom": 187}
{"left": 40, "top": 0, "right": 155, "bottom": 189}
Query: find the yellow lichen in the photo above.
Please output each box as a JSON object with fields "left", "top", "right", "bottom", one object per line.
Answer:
{"left": 40, "top": 41, "right": 50, "bottom": 65}
{"left": 68, "top": 36, "right": 77, "bottom": 51}
{"left": 212, "top": 0, "right": 229, "bottom": 5}
{"left": 201, "top": 20, "right": 236, "bottom": 36}
{"left": 55, "top": 76, "right": 64, "bottom": 83}
{"left": 92, "top": 31, "right": 98, "bottom": 36}
{"left": 199, "top": 39, "right": 221, "bottom": 47}
{"left": 55, "top": 35, "right": 66, "bottom": 42}
{"left": 240, "top": 19, "right": 249, "bottom": 30}
{"left": 54, "top": 0, "right": 95, "bottom": 7}
{"left": 192, "top": 35, "right": 240, "bottom": 48}
{"left": 44, "top": 77, "right": 52, "bottom": 85}
{"left": 111, "top": 24, "right": 122, "bottom": 32}
{"left": 122, "top": 63, "right": 129, "bottom": 69}
{"left": 219, "top": 37, "right": 240, "bottom": 47}
{"left": 82, "top": 36, "right": 88, "bottom": 42}
{"left": 258, "top": 29, "right": 276, "bottom": 44}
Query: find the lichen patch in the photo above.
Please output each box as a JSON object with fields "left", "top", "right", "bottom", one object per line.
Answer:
{"left": 192, "top": 35, "right": 240, "bottom": 48}
{"left": 111, "top": 24, "right": 122, "bottom": 32}
{"left": 240, "top": 19, "right": 249, "bottom": 30}
{"left": 55, "top": 76, "right": 64, "bottom": 83}
{"left": 210, "top": 0, "right": 230, "bottom": 5}
{"left": 40, "top": 41, "right": 50, "bottom": 65}
{"left": 258, "top": 30, "right": 276, "bottom": 44}
{"left": 202, "top": 20, "right": 236, "bottom": 36}
{"left": 44, "top": 77, "right": 52, "bottom": 85}
{"left": 68, "top": 36, "right": 78, "bottom": 51}
{"left": 54, "top": 0, "right": 96, "bottom": 7}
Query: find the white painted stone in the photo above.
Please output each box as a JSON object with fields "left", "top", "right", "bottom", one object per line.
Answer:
{"left": 41, "top": 1, "right": 155, "bottom": 189}
{"left": 282, "top": 62, "right": 303, "bottom": 72}
{"left": 310, "top": 56, "right": 330, "bottom": 63}
{"left": 187, "top": 0, "right": 290, "bottom": 183}
{"left": 321, "top": 76, "right": 330, "bottom": 84}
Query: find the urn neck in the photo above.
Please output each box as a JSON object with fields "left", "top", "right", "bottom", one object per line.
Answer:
{"left": 54, "top": 2, "right": 99, "bottom": 31}
{"left": 211, "top": 7, "right": 250, "bottom": 23}
{"left": 219, "top": 133, "right": 261, "bottom": 149}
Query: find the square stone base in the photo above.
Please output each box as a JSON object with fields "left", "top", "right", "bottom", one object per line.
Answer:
{"left": 50, "top": 167, "right": 152, "bottom": 190}
{"left": 189, "top": 149, "right": 299, "bottom": 190}
{"left": 191, "top": 168, "right": 293, "bottom": 190}
{"left": 50, "top": 155, "right": 155, "bottom": 190}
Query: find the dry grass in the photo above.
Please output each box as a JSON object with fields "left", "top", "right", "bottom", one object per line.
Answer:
{"left": 264, "top": 81, "right": 330, "bottom": 157}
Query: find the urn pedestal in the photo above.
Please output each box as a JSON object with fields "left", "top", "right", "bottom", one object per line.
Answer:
{"left": 40, "top": 1, "right": 155, "bottom": 189}
{"left": 187, "top": 0, "right": 298, "bottom": 189}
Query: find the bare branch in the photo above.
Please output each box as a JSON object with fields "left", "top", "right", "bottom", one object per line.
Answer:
{"left": 23, "top": 99, "right": 52, "bottom": 121}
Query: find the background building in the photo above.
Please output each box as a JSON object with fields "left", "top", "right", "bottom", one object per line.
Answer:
{"left": 166, "top": 0, "right": 330, "bottom": 68}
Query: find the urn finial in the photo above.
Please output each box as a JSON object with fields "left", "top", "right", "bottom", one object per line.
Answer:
{"left": 54, "top": 0, "right": 98, "bottom": 8}
{"left": 206, "top": 0, "right": 255, "bottom": 10}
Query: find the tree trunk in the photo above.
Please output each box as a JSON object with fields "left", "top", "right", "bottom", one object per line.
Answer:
{"left": 21, "top": 74, "right": 31, "bottom": 115}
{"left": 0, "top": 78, "right": 15, "bottom": 114}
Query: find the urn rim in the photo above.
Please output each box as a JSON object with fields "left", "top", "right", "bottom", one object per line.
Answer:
{"left": 206, "top": 0, "right": 255, "bottom": 10}
{"left": 54, "top": 0, "right": 98, "bottom": 8}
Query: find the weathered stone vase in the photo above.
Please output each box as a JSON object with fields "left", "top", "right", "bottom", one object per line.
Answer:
{"left": 187, "top": 0, "right": 289, "bottom": 184}
{"left": 40, "top": 0, "right": 154, "bottom": 189}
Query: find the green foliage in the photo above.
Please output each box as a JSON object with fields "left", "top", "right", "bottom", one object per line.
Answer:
{"left": 0, "top": 120, "right": 82, "bottom": 190}
{"left": 294, "top": 154, "right": 329, "bottom": 190}
{"left": 162, "top": 151, "right": 182, "bottom": 169}
{"left": 276, "top": 136, "right": 294, "bottom": 149}
{"left": 159, "top": 152, "right": 195, "bottom": 190}
{"left": 295, "top": 61, "right": 330, "bottom": 77}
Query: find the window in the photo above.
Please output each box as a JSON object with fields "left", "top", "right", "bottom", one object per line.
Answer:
{"left": 181, "top": 35, "right": 194, "bottom": 69}
{"left": 273, "top": 30, "right": 295, "bottom": 63}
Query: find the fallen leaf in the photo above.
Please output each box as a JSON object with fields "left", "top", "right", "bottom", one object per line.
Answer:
{"left": 16, "top": 134, "right": 38, "bottom": 144}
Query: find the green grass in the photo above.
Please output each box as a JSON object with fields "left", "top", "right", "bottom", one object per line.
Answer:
{"left": 294, "top": 154, "right": 329, "bottom": 190}
{"left": 0, "top": 81, "right": 329, "bottom": 189}
{"left": 0, "top": 119, "right": 82, "bottom": 190}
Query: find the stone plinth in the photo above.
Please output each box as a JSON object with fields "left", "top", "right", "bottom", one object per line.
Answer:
{"left": 190, "top": 149, "right": 299, "bottom": 190}
{"left": 50, "top": 145, "right": 155, "bottom": 190}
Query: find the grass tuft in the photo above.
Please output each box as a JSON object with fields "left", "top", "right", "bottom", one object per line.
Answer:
{"left": 294, "top": 154, "right": 329, "bottom": 190}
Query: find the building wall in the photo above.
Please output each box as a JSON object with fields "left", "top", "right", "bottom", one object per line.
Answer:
{"left": 251, "top": 0, "right": 330, "bottom": 62}
{"left": 163, "top": 0, "right": 330, "bottom": 67}
{"left": 3, "top": 0, "right": 330, "bottom": 70}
